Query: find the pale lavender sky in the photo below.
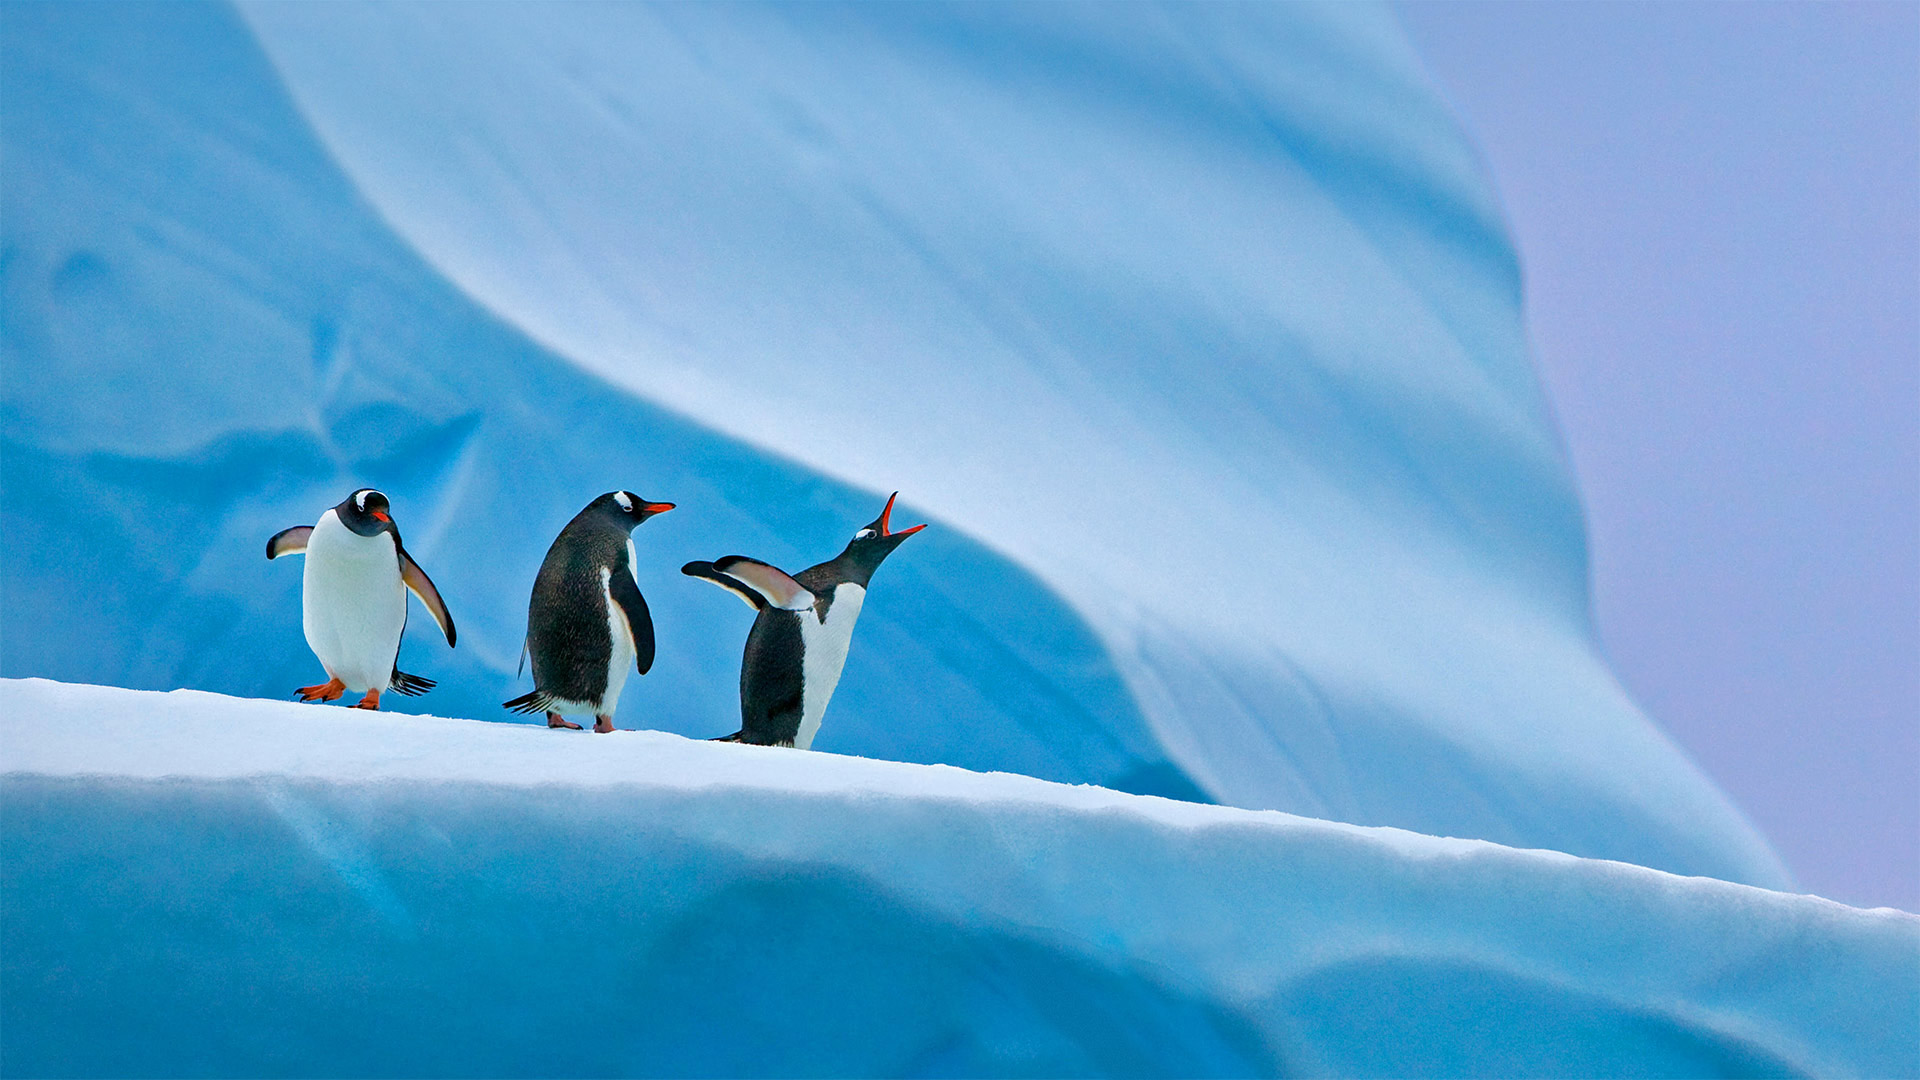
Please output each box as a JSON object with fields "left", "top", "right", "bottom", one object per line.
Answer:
{"left": 1398, "top": 1, "right": 1918, "bottom": 911}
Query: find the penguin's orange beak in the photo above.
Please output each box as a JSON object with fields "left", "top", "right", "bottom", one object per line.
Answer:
{"left": 371, "top": 510, "right": 391, "bottom": 523}
{"left": 878, "top": 492, "right": 926, "bottom": 538}
{"left": 643, "top": 502, "right": 675, "bottom": 514}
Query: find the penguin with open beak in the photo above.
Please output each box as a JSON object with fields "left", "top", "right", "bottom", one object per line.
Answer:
{"left": 266, "top": 489, "right": 456, "bottom": 710}
{"left": 683, "top": 492, "right": 925, "bottom": 748}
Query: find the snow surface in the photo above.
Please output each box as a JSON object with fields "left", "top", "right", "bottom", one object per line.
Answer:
{"left": 2, "top": 678, "right": 1913, "bottom": 1077}
{"left": 1, "top": 0, "right": 1786, "bottom": 891}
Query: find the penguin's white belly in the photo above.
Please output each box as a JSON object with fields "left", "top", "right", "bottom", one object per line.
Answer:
{"left": 796, "top": 584, "right": 865, "bottom": 750}
{"left": 301, "top": 511, "right": 405, "bottom": 693}
{"left": 544, "top": 568, "right": 635, "bottom": 717}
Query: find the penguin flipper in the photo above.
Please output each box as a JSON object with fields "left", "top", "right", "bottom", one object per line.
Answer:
{"left": 607, "top": 569, "right": 656, "bottom": 675}
{"left": 503, "top": 689, "right": 553, "bottom": 715}
{"left": 684, "top": 556, "right": 815, "bottom": 612}
{"left": 682, "top": 561, "right": 766, "bottom": 610}
{"left": 266, "top": 526, "right": 312, "bottom": 560}
{"left": 398, "top": 545, "right": 457, "bottom": 647}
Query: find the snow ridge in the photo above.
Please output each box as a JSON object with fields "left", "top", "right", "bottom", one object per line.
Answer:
{"left": 2, "top": 678, "right": 1913, "bottom": 1077}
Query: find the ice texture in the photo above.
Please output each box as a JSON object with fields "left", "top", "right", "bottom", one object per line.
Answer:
{"left": 1, "top": 0, "right": 1785, "bottom": 890}
{"left": 3, "top": 678, "right": 1914, "bottom": 1077}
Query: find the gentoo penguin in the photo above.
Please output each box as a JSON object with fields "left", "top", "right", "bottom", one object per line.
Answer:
{"left": 682, "top": 492, "right": 925, "bottom": 748}
{"left": 266, "top": 489, "right": 457, "bottom": 710}
{"left": 504, "top": 491, "right": 675, "bottom": 732}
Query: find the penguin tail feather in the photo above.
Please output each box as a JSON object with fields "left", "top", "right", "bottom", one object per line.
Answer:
{"left": 711, "top": 731, "right": 746, "bottom": 743}
{"left": 390, "top": 670, "right": 437, "bottom": 697}
{"left": 503, "top": 690, "right": 553, "bottom": 715}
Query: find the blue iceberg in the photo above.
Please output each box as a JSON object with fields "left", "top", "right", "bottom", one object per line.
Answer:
{"left": 1, "top": 0, "right": 1785, "bottom": 889}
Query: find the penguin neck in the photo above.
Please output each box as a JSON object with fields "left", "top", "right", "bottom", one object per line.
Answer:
{"left": 804, "top": 552, "right": 873, "bottom": 591}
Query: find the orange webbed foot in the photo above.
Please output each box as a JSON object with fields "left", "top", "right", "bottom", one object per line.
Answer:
{"left": 352, "top": 689, "right": 381, "bottom": 711}
{"left": 593, "top": 716, "right": 615, "bottom": 733}
{"left": 296, "top": 678, "right": 346, "bottom": 702}
{"left": 547, "top": 712, "right": 583, "bottom": 730}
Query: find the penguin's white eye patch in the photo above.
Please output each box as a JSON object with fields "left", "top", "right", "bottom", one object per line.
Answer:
{"left": 354, "top": 491, "right": 369, "bottom": 510}
{"left": 854, "top": 528, "right": 878, "bottom": 541}
{"left": 613, "top": 492, "right": 633, "bottom": 512}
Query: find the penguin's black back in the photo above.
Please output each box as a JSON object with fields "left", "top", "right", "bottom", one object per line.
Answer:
{"left": 527, "top": 517, "right": 631, "bottom": 704}
{"left": 738, "top": 608, "right": 807, "bottom": 745}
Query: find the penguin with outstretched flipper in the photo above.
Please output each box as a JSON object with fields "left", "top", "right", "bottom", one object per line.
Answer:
{"left": 683, "top": 492, "right": 925, "bottom": 749}
{"left": 267, "top": 488, "right": 456, "bottom": 710}
{"left": 505, "top": 491, "right": 675, "bottom": 732}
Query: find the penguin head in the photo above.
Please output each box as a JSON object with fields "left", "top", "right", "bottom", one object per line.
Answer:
{"left": 335, "top": 489, "right": 396, "bottom": 537}
{"left": 837, "top": 492, "right": 926, "bottom": 580}
{"left": 593, "top": 490, "right": 676, "bottom": 531}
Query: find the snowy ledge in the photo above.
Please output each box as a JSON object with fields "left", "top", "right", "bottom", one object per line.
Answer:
{"left": 2, "top": 677, "right": 1914, "bottom": 1078}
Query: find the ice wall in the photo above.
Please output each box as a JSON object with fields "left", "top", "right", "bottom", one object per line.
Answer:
{"left": 0, "top": 0, "right": 1786, "bottom": 887}
{"left": 0, "top": 0, "right": 1179, "bottom": 801}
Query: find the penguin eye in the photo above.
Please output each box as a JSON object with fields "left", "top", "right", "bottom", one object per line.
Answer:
{"left": 613, "top": 491, "right": 633, "bottom": 512}
{"left": 854, "top": 528, "right": 878, "bottom": 541}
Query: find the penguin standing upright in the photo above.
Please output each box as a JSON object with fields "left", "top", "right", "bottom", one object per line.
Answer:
{"left": 266, "top": 488, "right": 457, "bottom": 710}
{"left": 682, "top": 492, "right": 925, "bottom": 748}
{"left": 505, "top": 491, "right": 675, "bottom": 732}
